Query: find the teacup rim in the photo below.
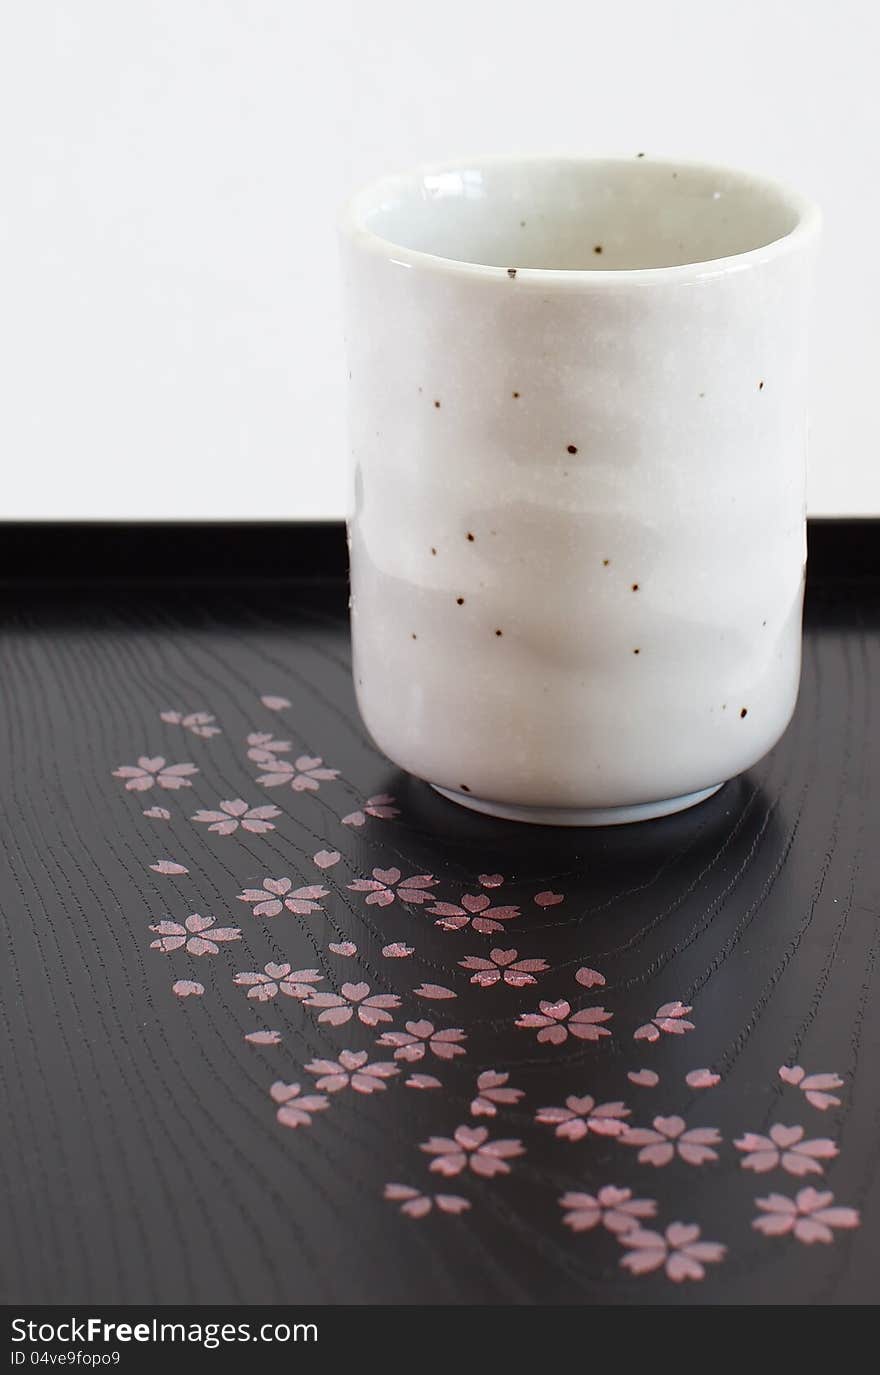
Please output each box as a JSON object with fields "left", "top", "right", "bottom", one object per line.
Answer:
{"left": 340, "top": 152, "right": 821, "bottom": 284}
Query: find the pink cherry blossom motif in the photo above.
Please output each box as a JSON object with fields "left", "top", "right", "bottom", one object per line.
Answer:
{"left": 347, "top": 868, "right": 438, "bottom": 907}
{"left": 536, "top": 1094, "right": 631, "bottom": 1140}
{"left": 734, "top": 1124, "right": 838, "bottom": 1176}
{"left": 172, "top": 979, "right": 204, "bottom": 998}
{"left": 459, "top": 948, "right": 549, "bottom": 988}
{"left": 305, "top": 1049, "right": 399, "bottom": 1094}
{"left": 478, "top": 873, "right": 505, "bottom": 888}
{"left": 305, "top": 981, "right": 401, "bottom": 1027}
{"left": 341, "top": 794, "right": 400, "bottom": 827}
{"left": 383, "top": 1184, "right": 470, "bottom": 1219}
{"left": 260, "top": 695, "right": 290, "bottom": 711}
{"left": 112, "top": 757, "right": 198, "bottom": 792}
{"left": 620, "top": 1222, "right": 726, "bottom": 1281}
{"left": 413, "top": 983, "right": 458, "bottom": 1000}
{"left": 191, "top": 799, "right": 281, "bottom": 834}
{"left": 406, "top": 1074, "right": 441, "bottom": 1090}
{"left": 686, "top": 1068, "right": 720, "bottom": 1090}
{"left": 246, "top": 732, "right": 292, "bottom": 763}
{"left": 143, "top": 806, "right": 171, "bottom": 821}
{"left": 778, "top": 1065, "right": 844, "bottom": 1111}
{"left": 515, "top": 1000, "right": 613, "bottom": 1045}
{"left": 377, "top": 1020, "right": 467, "bottom": 1063}
{"left": 628, "top": 1069, "right": 660, "bottom": 1088}
{"left": 160, "top": 710, "right": 220, "bottom": 738}
{"left": 149, "top": 914, "right": 241, "bottom": 955}
{"left": 534, "top": 890, "right": 564, "bottom": 907}
{"left": 752, "top": 1188, "right": 860, "bottom": 1243}
{"left": 236, "top": 877, "right": 328, "bottom": 917}
{"left": 256, "top": 755, "right": 340, "bottom": 793}
{"left": 244, "top": 1029, "right": 282, "bottom": 1046}
{"left": 621, "top": 1116, "right": 721, "bottom": 1166}
{"left": 233, "top": 964, "right": 322, "bottom": 1002}
{"left": 269, "top": 1081, "right": 328, "bottom": 1129}
{"left": 149, "top": 860, "right": 189, "bottom": 875}
{"left": 634, "top": 1001, "right": 695, "bottom": 1042}
{"left": 421, "top": 1125, "right": 525, "bottom": 1178}
{"left": 471, "top": 1070, "right": 524, "bottom": 1117}
{"left": 312, "top": 849, "right": 341, "bottom": 870}
{"left": 575, "top": 966, "right": 606, "bottom": 989}
{"left": 428, "top": 892, "right": 521, "bottom": 935}
{"left": 382, "top": 942, "right": 414, "bottom": 959}
{"left": 560, "top": 1186, "right": 657, "bottom": 1235}
{"left": 328, "top": 941, "right": 357, "bottom": 957}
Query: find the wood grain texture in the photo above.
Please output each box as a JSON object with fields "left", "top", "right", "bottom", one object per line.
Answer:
{"left": 1, "top": 576, "right": 879, "bottom": 1305}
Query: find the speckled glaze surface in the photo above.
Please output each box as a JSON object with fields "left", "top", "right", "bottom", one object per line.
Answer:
{"left": 340, "top": 156, "right": 821, "bottom": 821}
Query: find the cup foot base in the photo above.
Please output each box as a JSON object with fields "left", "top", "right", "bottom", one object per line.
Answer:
{"left": 430, "top": 783, "right": 724, "bottom": 827}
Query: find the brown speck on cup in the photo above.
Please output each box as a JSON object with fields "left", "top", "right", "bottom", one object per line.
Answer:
{"left": 567, "top": 444, "right": 578, "bottom": 454}
{"left": 740, "top": 707, "right": 748, "bottom": 718}
{"left": 593, "top": 245, "right": 602, "bottom": 254}
{"left": 466, "top": 532, "right": 475, "bottom": 542}
{"left": 632, "top": 583, "right": 639, "bottom": 591}
{"left": 456, "top": 597, "right": 464, "bottom": 605}
{"left": 507, "top": 268, "right": 517, "bottom": 279}
{"left": 434, "top": 399, "right": 441, "bottom": 408}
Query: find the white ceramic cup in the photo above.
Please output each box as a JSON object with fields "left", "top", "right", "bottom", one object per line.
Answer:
{"left": 340, "top": 155, "right": 821, "bottom": 825}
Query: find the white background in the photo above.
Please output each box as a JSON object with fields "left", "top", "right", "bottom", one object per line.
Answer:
{"left": 2, "top": 1, "right": 878, "bottom": 520}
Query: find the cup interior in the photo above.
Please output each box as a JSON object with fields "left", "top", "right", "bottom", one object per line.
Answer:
{"left": 352, "top": 157, "right": 807, "bottom": 271}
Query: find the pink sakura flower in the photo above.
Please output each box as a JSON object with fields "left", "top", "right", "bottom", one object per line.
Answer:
{"left": 347, "top": 868, "right": 437, "bottom": 907}
{"left": 305, "top": 1049, "right": 399, "bottom": 1094}
{"left": 260, "top": 695, "right": 290, "bottom": 711}
{"left": 634, "top": 1001, "right": 695, "bottom": 1042}
{"left": 406, "top": 1074, "right": 441, "bottom": 1090}
{"left": 143, "top": 806, "right": 172, "bottom": 820}
{"left": 247, "top": 730, "right": 291, "bottom": 750}
{"left": 305, "top": 980, "right": 400, "bottom": 1027}
{"left": 269, "top": 1081, "right": 328, "bottom": 1129}
{"left": 686, "top": 1068, "right": 720, "bottom": 1089}
{"left": 471, "top": 1070, "right": 524, "bottom": 1117}
{"left": 244, "top": 1029, "right": 281, "bottom": 1046}
{"left": 534, "top": 890, "right": 564, "bottom": 907}
{"left": 734, "top": 1124, "right": 838, "bottom": 1177}
{"left": 256, "top": 754, "right": 339, "bottom": 792}
{"left": 160, "top": 710, "right": 220, "bottom": 738}
{"left": 236, "top": 877, "right": 328, "bottom": 917}
{"left": 560, "top": 1186, "right": 657, "bottom": 1235}
{"left": 377, "top": 1020, "right": 466, "bottom": 1062}
{"left": 233, "top": 964, "right": 322, "bottom": 1002}
{"left": 149, "top": 914, "right": 241, "bottom": 955}
{"left": 622, "top": 1115, "right": 720, "bottom": 1166}
{"left": 421, "top": 1125, "right": 525, "bottom": 1178}
{"left": 112, "top": 756, "right": 198, "bottom": 792}
{"left": 536, "top": 1094, "right": 630, "bottom": 1140}
{"left": 150, "top": 860, "right": 188, "bottom": 875}
{"left": 628, "top": 1069, "right": 660, "bottom": 1087}
{"left": 414, "top": 983, "right": 457, "bottom": 1000}
{"left": 383, "top": 1184, "right": 470, "bottom": 1219}
{"left": 428, "top": 892, "right": 520, "bottom": 935}
{"left": 328, "top": 940, "right": 357, "bottom": 957}
{"left": 459, "top": 947, "right": 548, "bottom": 987}
{"left": 172, "top": 979, "right": 204, "bottom": 998}
{"left": 620, "top": 1223, "right": 726, "bottom": 1281}
{"left": 778, "top": 1065, "right": 844, "bottom": 1111}
{"left": 191, "top": 799, "right": 281, "bottom": 834}
{"left": 752, "top": 1188, "right": 860, "bottom": 1243}
{"left": 342, "top": 794, "right": 400, "bottom": 826}
{"left": 516, "top": 999, "right": 613, "bottom": 1045}
{"left": 313, "top": 849, "right": 341, "bottom": 869}
{"left": 382, "top": 942, "right": 414, "bottom": 959}
{"left": 478, "top": 873, "right": 504, "bottom": 888}
{"left": 575, "top": 967, "right": 606, "bottom": 989}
